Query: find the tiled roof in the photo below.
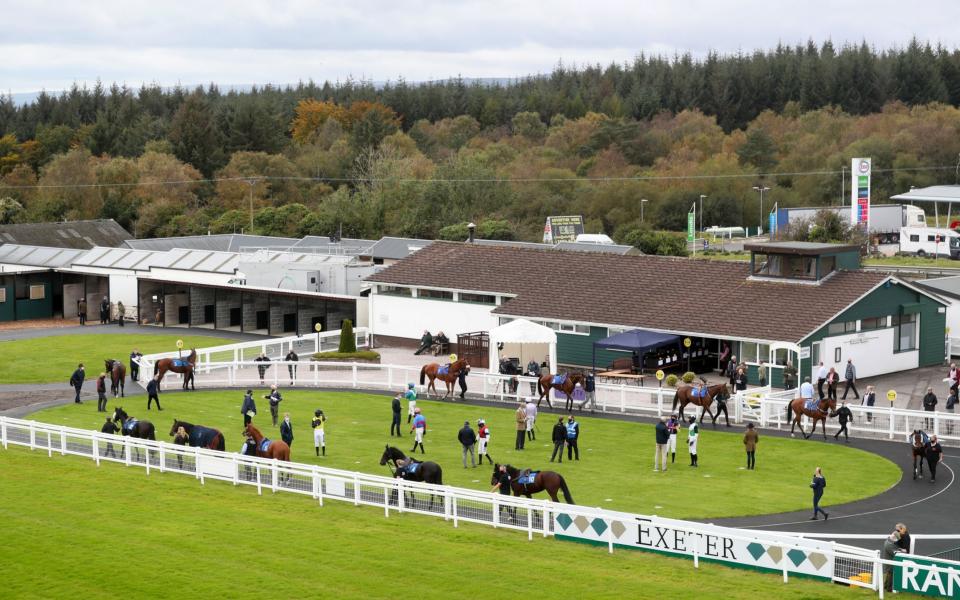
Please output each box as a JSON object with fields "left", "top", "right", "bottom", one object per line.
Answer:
{"left": 0, "top": 219, "right": 131, "bottom": 249}
{"left": 367, "top": 241, "right": 889, "bottom": 343}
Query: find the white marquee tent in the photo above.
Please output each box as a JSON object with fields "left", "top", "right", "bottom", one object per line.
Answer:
{"left": 487, "top": 318, "right": 557, "bottom": 374}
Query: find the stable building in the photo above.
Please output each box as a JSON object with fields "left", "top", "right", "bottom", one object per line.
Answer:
{"left": 366, "top": 241, "right": 947, "bottom": 386}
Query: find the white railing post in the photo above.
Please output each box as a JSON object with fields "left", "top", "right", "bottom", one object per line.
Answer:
{"left": 620, "top": 385, "right": 626, "bottom": 413}
{"left": 46, "top": 431, "right": 52, "bottom": 457}
{"left": 452, "top": 491, "right": 458, "bottom": 528}
{"left": 888, "top": 406, "right": 895, "bottom": 440}
{"left": 59, "top": 430, "right": 66, "bottom": 456}
{"left": 93, "top": 433, "right": 101, "bottom": 466}
{"left": 656, "top": 388, "right": 663, "bottom": 416}
{"left": 353, "top": 475, "right": 360, "bottom": 506}
{"left": 159, "top": 444, "right": 165, "bottom": 472}
{"left": 1, "top": 418, "right": 6, "bottom": 449}
{"left": 272, "top": 459, "right": 278, "bottom": 493}
{"left": 29, "top": 421, "right": 35, "bottom": 450}
{"left": 384, "top": 486, "right": 390, "bottom": 517}
{"left": 735, "top": 393, "right": 743, "bottom": 423}
{"left": 255, "top": 463, "right": 262, "bottom": 496}
{"left": 352, "top": 364, "right": 358, "bottom": 389}
{"left": 388, "top": 366, "right": 394, "bottom": 390}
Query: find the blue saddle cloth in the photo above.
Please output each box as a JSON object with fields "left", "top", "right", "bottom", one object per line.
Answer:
{"left": 552, "top": 374, "right": 566, "bottom": 386}
{"left": 690, "top": 386, "right": 708, "bottom": 398}
{"left": 172, "top": 359, "right": 190, "bottom": 368}
{"left": 804, "top": 399, "right": 820, "bottom": 412}
{"left": 188, "top": 426, "right": 219, "bottom": 448}
{"left": 403, "top": 461, "right": 422, "bottom": 476}
{"left": 123, "top": 418, "right": 138, "bottom": 434}
{"left": 259, "top": 438, "right": 272, "bottom": 453}
{"left": 517, "top": 471, "right": 539, "bottom": 486}
{"left": 438, "top": 365, "right": 450, "bottom": 375}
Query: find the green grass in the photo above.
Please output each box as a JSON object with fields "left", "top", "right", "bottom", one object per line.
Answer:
{"left": 28, "top": 390, "right": 900, "bottom": 519}
{"left": 0, "top": 447, "right": 875, "bottom": 599}
{"left": 0, "top": 334, "right": 238, "bottom": 383}
{"left": 864, "top": 255, "right": 960, "bottom": 267}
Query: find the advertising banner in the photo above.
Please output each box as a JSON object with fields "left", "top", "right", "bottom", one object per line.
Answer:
{"left": 687, "top": 210, "right": 695, "bottom": 242}
{"left": 851, "top": 157, "right": 871, "bottom": 228}
{"left": 542, "top": 215, "right": 584, "bottom": 243}
{"left": 895, "top": 555, "right": 960, "bottom": 598}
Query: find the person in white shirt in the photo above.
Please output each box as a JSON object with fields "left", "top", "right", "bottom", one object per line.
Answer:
{"left": 800, "top": 376, "right": 815, "bottom": 404}
{"left": 816, "top": 362, "right": 828, "bottom": 400}
{"left": 525, "top": 399, "right": 537, "bottom": 442}
{"left": 687, "top": 417, "right": 699, "bottom": 467}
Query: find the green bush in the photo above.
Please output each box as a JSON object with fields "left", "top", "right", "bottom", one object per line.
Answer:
{"left": 622, "top": 228, "right": 689, "bottom": 257}
{"left": 665, "top": 374, "right": 679, "bottom": 387}
{"left": 681, "top": 371, "right": 696, "bottom": 383}
{"left": 338, "top": 319, "right": 357, "bottom": 353}
{"left": 313, "top": 350, "right": 380, "bottom": 361}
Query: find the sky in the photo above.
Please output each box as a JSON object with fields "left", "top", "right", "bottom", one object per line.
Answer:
{"left": 3, "top": 0, "right": 960, "bottom": 94}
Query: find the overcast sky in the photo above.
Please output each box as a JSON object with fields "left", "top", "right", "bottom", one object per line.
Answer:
{"left": 4, "top": 0, "right": 960, "bottom": 94}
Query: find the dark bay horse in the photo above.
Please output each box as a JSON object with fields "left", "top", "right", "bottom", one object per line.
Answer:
{"left": 112, "top": 406, "right": 156, "bottom": 462}
{"left": 155, "top": 349, "right": 197, "bottom": 390}
{"left": 910, "top": 430, "right": 929, "bottom": 480}
{"left": 536, "top": 372, "right": 585, "bottom": 410}
{"left": 671, "top": 383, "right": 730, "bottom": 424}
{"left": 419, "top": 358, "right": 469, "bottom": 399}
{"left": 169, "top": 419, "right": 225, "bottom": 451}
{"left": 380, "top": 445, "right": 444, "bottom": 510}
{"left": 105, "top": 359, "right": 126, "bottom": 397}
{"left": 491, "top": 464, "right": 574, "bottom": 504}
{"left": 786, "top": 396, "right": 837, "bottom": 439}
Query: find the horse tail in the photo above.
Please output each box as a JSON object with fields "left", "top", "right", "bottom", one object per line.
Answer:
{"left": 216, "top": 432, "right": 225, "bottom": 452}
{"left": 537, "top": 378, "right": 544, "bottom": 395}
{"left": 671, "top": 389, "right": 679, "bottom": 411}
{"left": 558, "top": 474, "right": 574, "bottom": 504}
{"left": 433, "top": 464, "right": 443, "bottom": 486}
{"left": 419, "top": 365, "right": 426, "bottom": 385}
{"left": 154, "top": 361, "right": 159, "bottom": 376}
{"left": 146, "top": 423, "right": 156, "bottom": 441}
{"left": 786, "top": 401, "right": 793, "bottom": 421}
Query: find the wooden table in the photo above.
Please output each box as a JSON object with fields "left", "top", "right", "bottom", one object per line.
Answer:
{"left": 598, "top": 369, "right": 646, "bottom": 386}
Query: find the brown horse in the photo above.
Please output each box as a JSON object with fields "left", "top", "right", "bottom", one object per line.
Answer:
{"left": 105, "top": 359, "right": 126, "bottom": 397}
{"left": 419, "top": 358, "right": 469, "bottom": 398}
{"left": 536, "top": 372, "right": 585, "bottom": 410}
{"left": 671, "top": 383, "right": 730, "bottom": 424}
{"left": 910, "top": 430, "right": 929, "bottom": 480}
{"left": 154, "top": 349, "right": 197, "bottom": 390}
{"left": 244, "top": 423, "right": 291, "bottom": 462}
{"left": 787, "top": 396, "right": 837, "bottom": 439}
{"left": 491, "top": 464, "right": 574, "bottom": 504}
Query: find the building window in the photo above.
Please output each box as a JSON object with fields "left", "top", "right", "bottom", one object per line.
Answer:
{"left": 827, "top": 321, "right": 856, "bottom": 335}
{"left": 0, "top": 288, "right": 5, "bottom": 303}
{"left": 860, "top": 317, "right": 887, "bottom": 331}
{"left": 29, "top": 285, "right": 45, "bottom": 300}
{"left": 893, "top": 314, "right": 917, "bottom": 352}
{"left": 498, "top": 317, "right": 513, "bottom": 326}
{"left": 378, "top": 285, "right": 411, "bottom": 297}
{"left": 418, "top": 289, "right": 454, "bottom": 301}
{"left": 741, "top": 343, "right": 758, "bottom": 363}
{"left": 909, "top": 234, "right": 920, "bottom": 242}
{"left": 607, "top": 326, "right": 630, "bottom": 336}
{"left": 459, "top": 292, "right": 496, "bottom": 305}
{"left": 557, "top": 322, "right": 590, "bottom": 335}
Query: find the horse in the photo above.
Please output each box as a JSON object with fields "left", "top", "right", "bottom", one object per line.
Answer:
{"left": 910, "top": 429, "right": 929, "bottom": 480}
{"left": 105, "top": 359, "right": 125, "bottom": 397}
{"left": 491, "top": 463, "right": 574, "bottom": 504}
{"left": 536, "top": 372, "right": 585, "bottom": 410}
{"left": 111, "top": 406, "right": 156, "bottom": 462}
{"left": 380, "top": 445, "right": 444, "bottom": 509}
{"left": 154, "top": 349, "right": 197, "bottom": 391}
{"left": 244, "top": 423, "right": 290, "bottom": 461}
{"left": 419, "top": 358, "right": 469, "bottom": 399}
{"left": 169, "top": 419, "right": 225, "bottom": 452}
{"left": 671, "top": 382, "right": 730, "bottom": 424}
{"left": 786, "top": 396, "right": 837, "bottom": 439}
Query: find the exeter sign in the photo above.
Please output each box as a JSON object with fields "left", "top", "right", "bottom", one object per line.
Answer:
{"left": 895, "top": 555, "right": 960, "bottom": 598}
{"left": 553, "top": 512, "right": 835, "bottom": 579}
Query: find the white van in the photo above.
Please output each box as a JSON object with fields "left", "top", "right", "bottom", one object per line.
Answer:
{"left": 899, "top": 227, "right": 960, "bottom": 259}
{"left": 574, "top": 233, "right": 615, "bottom": 245}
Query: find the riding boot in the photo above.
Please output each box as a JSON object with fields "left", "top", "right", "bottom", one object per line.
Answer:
{"left": 316, "top": 446, "right": 320, "bottom": 457}
{"left": 671, "top": 452, "right": 676, "bottom": 463}
{"left": 322, "top": 446, "right": 325, "bottom": 456}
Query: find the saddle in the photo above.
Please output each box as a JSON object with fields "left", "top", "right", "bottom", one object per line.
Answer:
{"left": 517, "top": 471, "right": 539, "bottom": 486}
{"left": 122, "top": 418, "right": 138, "bottom": 434}
{"left": 552, "top": 374, "right": 567, "bottom": 386}
{"left": 804, "top": 399, "right": 820, "bottom": 412}
{"left": 189, "top": 426, "right": 219, "bottom": 448}
{"left": 258, "top": 438, "right": 272, "bottom": 454}
{"left": 402, "top": 461, "right": 422, "bottom": 476}
{"left": 172, "top": 359, "right": 191, "bottom": 369}
{"left": 438, "top": 364, "right": 450, "bottom": 375}
{"left": 690, "top": 386, "right": 709, "bottom": 399}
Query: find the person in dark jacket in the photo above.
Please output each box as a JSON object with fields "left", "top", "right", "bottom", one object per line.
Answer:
{"left": 280, "top": 413, "right": 294, "bottom": 447}
{"left": 549, "top": 417, "right": 565, "bottom": 463}
{"left": 841, "top": 358, "right": 859, "bottom": 400}
{"left": 565, "top": 415, "right": 580, "bottom": 461}
{"left": 390, "top": 394, "right": 402, "bottom": 436}
{"left": 834, "top": 401, "right": 853, "bottom": 443}
{"left": 810, "top": 467, "right": 828, "bottom": 520}
{"left": 116, "top": 300, "right": 125, "bottom": 326}
{"left": 254, "top": 353, "right": 271, "bottom": 384}
{"left": 240, "top": 389, "right": 256, "bottom": 425}
{"left": 654, "top": 417, "right": 669, "bottom": 471}
{"left": 862, "top": 385, "right": 876, "bottom": 423}
{"left": 584, "top": 372, "right": 596, "bottom": 410}
{"left": 100, "top": 416, "right": 120, "bottom": 458}
{"left": 285, "top": 349, "right": 299, "bottom": 384}
{"left": 725, "top": 356, "right": 738, "bottom": 388}
{"left": 99, "top": 296, "right": 110, "bottom": 324}
{"left": 78, "top": 298, "right": 87, "bottom": 325}
{"left": 882, "top": 531, "right": 904, "bottom": 592}
{"left": 926, "top": 434, "right": 944, "bottom": 483}
{"left": 458, "top": 420, "right": 477, "bottom": 468}
{"left": 146, "top": 375, "right": 161, "bottom": 411}
{"left": 922, "top": 387, "right": 937, "bottom": 429}
{"left": 95, "top": 372, "right": 108, "bottom": 412}
{"left": 414, "top": 330, "right": 432, "bottom": 355}
{"left": 69, "top": 363, "right": 85, "bottom": 404}
{"left": 129, "top": 349, "right": 142, "bottom": 382}
{"left": 733, "top": 367, "right": 747, "bottom": 393}
{"left": 265, "top": 385, "right": 282, "bottom": 426}
{"left": 457, "top": 364, "right": 470, "bottom": 399}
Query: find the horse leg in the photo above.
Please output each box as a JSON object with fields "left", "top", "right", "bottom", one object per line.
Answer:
{"left": 821, "top": 417, "right": 828, "bottom": 440}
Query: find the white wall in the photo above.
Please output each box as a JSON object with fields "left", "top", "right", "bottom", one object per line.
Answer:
{"left": 147, "top": 269, "right": 236, "bottom": 286}
{"left": 370, "top": 293, "right": 500, "bottom": 340}
{"left": 820, "top": 326, "right": 918, "bottom": 379}
{"left": 108, "top": 274, "right": 139, "bottom": 308}
{"left": 945, "top": 300, "right": 960, "bottom": 340}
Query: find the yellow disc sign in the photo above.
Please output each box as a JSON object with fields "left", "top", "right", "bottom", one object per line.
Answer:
{"left": 314, "top": 323, "right": 323, "bottom": 332}
{"left": 656, "top": 369, "right": 665, "bottom": 381}
{"left": 683, "top": 337, "right": 692, "bottom": 348}
{"left": 176, "top": 339, "right": 184, "bottom": 349}
{"left": 886, "top": 390, "right": 897, "bottom": 403}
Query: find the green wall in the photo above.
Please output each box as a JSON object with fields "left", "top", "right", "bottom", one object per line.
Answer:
{"left": 14, "top": 281, "right": 53, "bottom": 320}
{"left": 557, "top": 326, "right": 633, "bottom": 370}
{"left": 0, "top": 283, "right": 13, "bottom": 321}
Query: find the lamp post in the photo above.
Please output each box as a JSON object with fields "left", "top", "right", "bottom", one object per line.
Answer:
{"left": 753, "top": 185, "right": 770, "bottom": 236}
{"left": 245, "top": 178, "right": 258, "bottom": 230}
{"left": 699, "top": 194, "right": 707, "bottom": 235}
{"left": 640, "top": 198, "right": 648, "bottom": 224}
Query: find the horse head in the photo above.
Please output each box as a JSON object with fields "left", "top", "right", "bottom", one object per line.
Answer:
{"left": 111, "top": 407, "right": 126, "bottom": 424}
{"left": 490, "top": 463, "right": 502, "bottom": 485}
{"left": 169, "top": 419, "right": 181, "bottom": 437}
{"left": 825, "top": 397, "right": 838, "bottom": 416}
{"left": 379, "top": 444, "right": 391, "bottom": 466}
{"left": 245, "top": 423, "right": 262, "bottom": 442}
{"left": 104, "top": 359, "right": 114, "bottom": 372}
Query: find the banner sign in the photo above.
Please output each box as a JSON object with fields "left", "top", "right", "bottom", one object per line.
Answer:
{"left": 769, "top": 212, "right": 777, "bottom": 236}
{"left": 687, "top": 210, "right": 695, "bottom": 242}
{"left": 851, "top": 157, "right": 871, "bottom": 228}
{"left": 543, "top": 215, "right": 584, "bottom": 243}
{"left": 554, "top": 512, "right": 835, "bottom": 580}
{"left": 895, "top": 554, "right": 960, "bottom": 598}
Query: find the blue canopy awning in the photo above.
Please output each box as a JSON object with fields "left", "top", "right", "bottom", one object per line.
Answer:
{"left": 594, "top": 329, "right": 681, "bottom": 353}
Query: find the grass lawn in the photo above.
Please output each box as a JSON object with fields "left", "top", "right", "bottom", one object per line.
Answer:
{"left": 28, "top": 390, "right": 900, "bottom": 519}
{"left": 0, "top": 447, "right": 875, "bottom": 600}
{"left": 0, "top": 334, "right": 238, "bottom": 384}
{"left": 864, "top": 255, "right": 960, "bottom": 267}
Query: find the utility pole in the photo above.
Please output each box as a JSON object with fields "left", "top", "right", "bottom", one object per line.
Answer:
{"left": 699, "top": 194, "right": 707, "bottom": 235}
{"left": 753, "top": 185, "right": 770, "bottom": 235}
{"left": 641, "top": 198, "right": 648, "bottom": 224}
{"left": 246, "top": 178, "right": 257, "bottom": 230}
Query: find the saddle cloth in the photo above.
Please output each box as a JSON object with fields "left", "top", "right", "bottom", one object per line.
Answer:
{"left": 404, "top": 461, "right": 422, "bottom": 476}
{"left": 804, "top": 399, "right": 820, "bottom": 411}
{"left": 189, "top": 426, "right": 219, "bottom": 448}
{"left": 172, "top": 359, "right": 191, "bottom": 368}
{"left": 552, "top": 374, "right": 566, "bottom": 386}
{"left": 690, "top": 386, "right": 708, "bottom": 398}
{"left": 517, "top": 471, "right": 539, "bottom": 486}
{"left": 438, "top": 365, "right": 450, "bottom": 375}
{"left": 123, "top": 418, "right": 139, "bottom": 434}
{"left": 259, "top": 439, "right": 272, "bottom": 453}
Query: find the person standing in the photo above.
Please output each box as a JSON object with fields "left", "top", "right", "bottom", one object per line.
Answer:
{"left": 241, "top": 389, "right": 256, "bottom": 425}
{"left": 734, "top": 367, "right": 747, "bottom": 394}
{"left": 405, "top": 383, "right": 417, "bottom": 424}
{"left": 584, "top": 372, "right": 596, "bottom": 411}
{"left": 925, "top": 434, "right": 944, "bottom": 483}
{"left": 69, "top": 363, "right": 85, "bottom": 404}
{"left": 816, "top": 361, "right": 827, "bottom": 400}
{"left": 95, "top": 372, "right": 108, "bottom": 412}
{"left": 834, "top": 401, "right": 854, "bottom": 442}
{"left": 549, "top": 417, "right": 565, "bottom": 463}
{"left": 414, "top": 330, "right": 433, "bottom": 355}
{"left": 99, "top": 296, "right": 110, "bottom": 325}
{"left": 949, "top": 363, "right": 960, "bottom": 394}
{"left": 390, "top": 393, "right": 402, "bottom": 437}
{"left": 524, "top": 398, "right": 537, "bottom": 442}
{"left": 743, "top": 423, "right": 758, "bottom": 470}
{"left": 654, "top": 417, "right": 669, "bottom": 472}
{"left": 946, "top": 388, "right": 957, "bottom": 436}
{"left": 922, "top": 387, "right": 938, "bottom": 429}
{"left": 491, "top": 463, "right": 516, "bottom": 523}
{"left": 514, "top": 401, "right": 527, "bottom": 450}
{"left": 687, "top": 416, "right": 699, "bottom": 467}
{"left": 841, "top": 358, "right": 858, "bottom": 400}
{"left": 862, "top": 385, "right": 876, "bottom": 423}
{"left": 810, "top": 467, "right": 828, "bottom": 520}
{"left": 826, "top": 367, "right": 839, "bottom": 402}
{"left": 526, "top": 359, "right": 541, "bottom": 395}
{"left": 78, "top": 298, "right": 87, "bottom": 325}
{"left": 254, "top": 353, "right": 271, "bottom": 385}
{"left": 285, "top": 349, "right": 299, "bottom": 385}
{"left": 725, "top": 355, "right": 738, "bottom": 389}
{"left": 565, "top": 415, "right": 580, "bottom": 461}
{"left": 783, "top": 360, "right": 797, "bottom": 390}
{"left": 116, "top": 300, "right": 125, "bottom": 326}
{"left": 882, "top": 531, "right": 905, "bottom": 592}
{"left": 457, "top": 364, "right": 469, "bottom": 399}
{"left": 100, "top": 415, "right": 120, "bottom": 458}
{"left": 666, "top": 414, "right": 680, "bottom": 463}
{"left": 758, "top": 360, "right": 767, "bottom": 388}
{"left": 714, "top": 388, "right": 731, "bottom": 427}
{"left": 129, "top": 349, "right": 142, "bottom": 382}
{"left": 312, "top": 409, "right": 326, "bottom": 456}
{"left": 410, "top": 407, "right": 426, "bottom": 454}
{"left": 458, "top": 420, "right": 477, "bottom": 468}
{"left": 265, "top": 385, "right": 282, "bottom": 426}
{"left": 280, "top": 412, "right": 294, "bottom": 448}
{"left": 477, "top": 418, "right": 493, "bottom": 464}
{"left": 146, "top": 375, "right": 161, "bottom": 411}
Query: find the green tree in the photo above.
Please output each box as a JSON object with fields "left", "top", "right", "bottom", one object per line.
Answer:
{"left": 0, "top": 197, "right": 25, "bottom": 223}
{"left": 169, "top": 93, "right": 225, "bottom": 177}
{"left": 338, "top": 319, "right": 356, "bottom": 353}
{"left": 736, "top": 128, "right": 778, "bottom": 171}
{"left": 511, "top": 111, "right": 547, "bottom": 141}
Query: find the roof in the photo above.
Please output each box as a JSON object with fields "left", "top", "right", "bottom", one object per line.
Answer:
{"left": 743, "top": 241, "right": 861, "bottom": 255}
{"left": 489, "top": 318, "right": 557, "bottom": 345}
{"left": 0, "top": 244, "right": 88, "bottom": 268}
{"left": 125, "top": 234, "right": 297, "bottom": 253}
{"left": 0, "top": 219, "right": 131, "bottom": 249}
{"left": 362, "top": 237, "right": 434, "bottom": 260}
{"left": 595, "top": 329, "right": 681, "bottom": 352}
{"left": 368, "top": 241, "right": 890, "bottom": 343}
{"left": 554, "top": 241, "right": 634, "bottom": 254}
{"left": 891, "top": 185, "right": 960, "bottom": 203}
{"left": 914, "top": 275, "right": 960, "bottom": 301}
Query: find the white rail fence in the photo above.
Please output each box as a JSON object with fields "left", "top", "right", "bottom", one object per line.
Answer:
{"left": 5, "top": 414, "right": 948, "bottom": 597}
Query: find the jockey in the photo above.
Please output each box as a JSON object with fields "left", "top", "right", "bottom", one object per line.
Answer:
{"left": 666, "top": 414, "right": 679, "bottom": 463}
{"left": 405, "top": 383, "right": 417, "bottom": 424}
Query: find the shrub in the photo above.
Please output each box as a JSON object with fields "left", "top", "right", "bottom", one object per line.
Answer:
{"left": 665, "top": 374, "right": 679, "bottom": 387}
{"left": 338, "top": 319, "right": 357, "bottom": 353}
{"left": 313, "top": 350, "right": 380, "bottom": 361}
{"left": 681, "top": 371, "right": 696, "bottom": 383}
